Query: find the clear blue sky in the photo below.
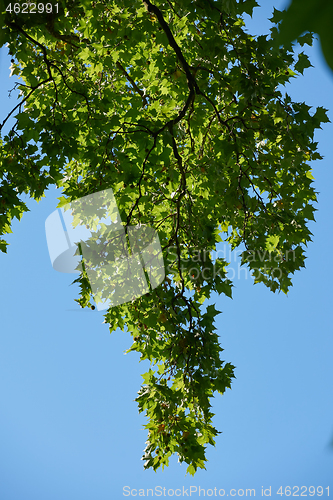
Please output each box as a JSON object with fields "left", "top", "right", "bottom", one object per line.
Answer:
{"left": 1, "top": 1, "right": 332, "bottom": 499}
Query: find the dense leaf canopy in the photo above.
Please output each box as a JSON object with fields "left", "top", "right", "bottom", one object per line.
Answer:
{"left": 0, "top": 0, "right": 329, "bottom": 474}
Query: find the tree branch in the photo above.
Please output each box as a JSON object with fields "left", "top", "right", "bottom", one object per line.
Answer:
{"left": 142, "top": 0, "right": 199, "bottom": 93}
{"left": 116, "top": 61, "right": 148, "bottom": 107}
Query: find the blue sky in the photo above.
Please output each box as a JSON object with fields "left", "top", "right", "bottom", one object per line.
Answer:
{"left": 1, "top": 1, "right": 332, "bottom": 499}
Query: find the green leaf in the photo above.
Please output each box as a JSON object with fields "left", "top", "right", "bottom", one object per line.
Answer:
{"left": 274, "top": 0, "right": 333, "bottom": 72}
{"left": 295, "top": 52, "right": 312, "bottom": 74}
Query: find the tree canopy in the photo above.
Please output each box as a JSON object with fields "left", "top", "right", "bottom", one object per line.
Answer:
{"left": 0, "top": 0, "right": 329, "bottom": 475}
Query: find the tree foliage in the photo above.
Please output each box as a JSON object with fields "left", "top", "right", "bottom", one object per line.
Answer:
{"left": 275, "top": 0, "right": 333, "bottom": 73}
{"left": 0, "top": 0, "right": 329, "bottom": 475}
